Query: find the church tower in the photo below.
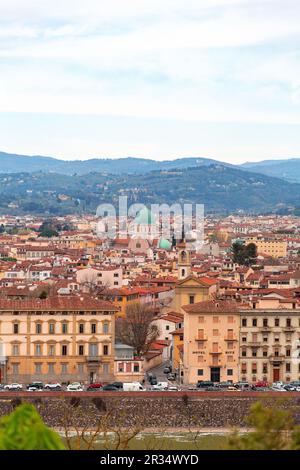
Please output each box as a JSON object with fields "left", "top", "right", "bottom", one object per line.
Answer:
{"left": 177, "top": 241, "right": 191, "bottom": 280}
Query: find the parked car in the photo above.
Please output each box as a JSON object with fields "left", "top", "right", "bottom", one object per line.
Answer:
{"left": 255, "top": 380, "right": 269, "bottom": 388}
{"left": 234, "top": 382, "right": 250, "bottom": 390}
{"left": 168, "top": 386, "right": 180, "bottom": 391}
{"left": 101, "top": 384, "right": 119, "bottom": 391}
{"left": 163, "top": 366, "right": 172, "bottom": 374}
{"left": 197, "top": 381, "right": 215, "bottom": 389}
{"left": 87, "top": 382, "right": 103, "bottom": 390}
{"left": 216, "top": 381, "right": 233, "bottom": 389}
{"left": 27, "top": 386, "right": 43, "bottom": 392}
{"left": 67, "top": 383, "right": 83, "bottom": 392}
{"left": 110, "top": 382, "right": 123, "bottom": 390}
{"left": 4, "top": 383, "right": 22, "bottom": 390}
{"left": 167, "top": 373, "right": 176, "bottom": 381}
{"left": 149, "top": 378, "right": 157, "bottom": 386}
{"left": 26, "top": 382, "right": 43, "bottom": 390}
{"left": 44, "top": 383, "right": 62, "bottom": 391}
{"left": 123, "top": 382, "right": 145, "bottom": 392}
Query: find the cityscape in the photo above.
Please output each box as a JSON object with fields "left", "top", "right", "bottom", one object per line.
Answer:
{"left": 1, "top": 0, "right": 300, "bottom": 459}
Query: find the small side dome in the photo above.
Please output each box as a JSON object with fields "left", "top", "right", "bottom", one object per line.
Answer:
{"left": 158, "top": 238, "right": 172, "bottom": 250}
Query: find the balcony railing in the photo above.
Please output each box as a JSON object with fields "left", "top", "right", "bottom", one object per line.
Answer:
{"left": 86, "top": 356, "right": 102, "bottom": 363}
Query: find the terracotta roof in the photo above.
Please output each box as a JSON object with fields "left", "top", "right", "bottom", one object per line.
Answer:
{"left": 182, "top": 299, "right": 238, "bottom": 313}
{"left": 0, "top": 295, "right": 117, "bottom": 311}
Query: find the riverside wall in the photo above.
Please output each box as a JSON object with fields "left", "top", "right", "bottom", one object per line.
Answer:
{"left": 1, "top": 392, "right": 300, "bottom": 428}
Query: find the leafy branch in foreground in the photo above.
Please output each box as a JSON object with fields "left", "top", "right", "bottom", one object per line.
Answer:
{"left": 0, "top": 404, "right": 65, "bottom": 450}
{"left": 226, "top": 401, "right": 300, "bottom": 450}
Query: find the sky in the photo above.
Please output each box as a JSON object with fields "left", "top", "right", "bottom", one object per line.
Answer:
{"left": 0, "top": 0, "right": 300, "bottom": 163}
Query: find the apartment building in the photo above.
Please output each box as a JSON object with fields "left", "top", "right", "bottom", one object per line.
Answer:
{"left": 246, "top": 237, "right": 287, "bottom": 258}
{"left": 239, "top": 308, "right": 300, "bottom": 384}
{"left": 0, "top": 296, "right": 118, "bottom": 384}
{"left": 182, "top": 300, "right": 240, "bottom": 384}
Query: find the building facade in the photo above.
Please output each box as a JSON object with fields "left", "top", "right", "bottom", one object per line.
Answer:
{"left": 182, "top": 300, "right": 240, "bottom": 384}
{"left": 0, "top": 296, "right": 118, "bottom": 385}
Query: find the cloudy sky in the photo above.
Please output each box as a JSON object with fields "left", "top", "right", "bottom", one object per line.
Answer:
{"left": 0, "top": 0, "right": 300, "bottom": 163}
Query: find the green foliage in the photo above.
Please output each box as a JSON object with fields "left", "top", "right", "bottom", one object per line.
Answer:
{"left": 0, "top": 404, "right": 65, "bottom": 450}
{"left": 232, "top": 242, "right": 257, "bottom": 266}
{"left": 39, "top": 220, "right": 59, "bottom": 237}
{"left": 226, "top": 401, "right": 300, "bottom": 450}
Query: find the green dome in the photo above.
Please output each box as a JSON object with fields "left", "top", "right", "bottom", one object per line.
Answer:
{"left": 135, "top": 207, "right": 156, "bottom": 225}
{"left": 158, "top": 238, "right": 172, "bottom": 250}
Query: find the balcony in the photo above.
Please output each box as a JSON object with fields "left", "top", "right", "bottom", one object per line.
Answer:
{"left": 247, "top": 342, "right": 261, "bottom": 347}
{"left": 209, "top": 350, "right": 222, "bottom": 355}
{"left": 269, "top": 355, "right": 285, "bottom": 363}
{"left": 224, "top": 337, "right": 238, "bottom": 342}
{"left": 283, "top": 327, "right": 295, "bottom": 333}
{"left": 86, "top": 356, "right": 102, "bottom": 363}
{"left": 260, "top": 326, "right": 271, "bottom": 332}
{"left": 195, "top": 337, "right": 208, "bottom": 341}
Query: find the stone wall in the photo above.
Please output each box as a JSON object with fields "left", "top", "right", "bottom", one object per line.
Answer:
{"left": 2, "top": 394, "right": 300, "bottom": 429}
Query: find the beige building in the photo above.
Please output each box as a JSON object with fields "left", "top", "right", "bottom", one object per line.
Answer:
{"left": 182, "top": 300, "right": 240, "bottom": 384}
{"left": 239, "top": 308, "right": 300, "bottom": 384}
{"left": 246, "top": 237, "right": 287, "bottom": 258}
{"left": 0, "top": 296, "right": 118, "bottom": 385}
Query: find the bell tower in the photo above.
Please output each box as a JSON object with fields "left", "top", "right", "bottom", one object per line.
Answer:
{"left": 177, "top": 241, "right": 191, "bottom": 280}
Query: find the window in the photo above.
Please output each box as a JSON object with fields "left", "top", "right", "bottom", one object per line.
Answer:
{"left": 62, "top": 322, "right": 68, "bottom": 334}
{"left": 61, "top": 363, "right": 68, "bottom": 374}
{"left": 198, "top": 316, "right": 204, "bottom": 324}
{"left": 242, "top": 336, "right": 247, "bottom": 342}
{"left": 252, "top": 363, "right": 257, "bottom": 374}
{"left": 12, "top": 344, "right": 19, "bottom": 356}
{"left": 242, "top": 318, "right": 247, "bottom": 327}
{"left": 89, "top": 343, "right": 98, "bottom": 357}
{"left": 286, "top": 363, "right": 291, "bottom": 373}
{"left": 48, "top": 363, "right": 54, "bottom": 374}
{"left": 286, "top": 348, "right": 291, "bottom": 357}
{"left": 35, "top": 363, "right": 42, "bottom": 374}
{"left": 61, "top": 345, "right": 68, "bottom": 356}
{"left": 78, "top": 345, "right": 84, "bottom": 356}
{"left": 263, "top": 350, "right": 268, "bottom": 357}
{"left": 79, "top": 323, "right": 84, "bottom": 334}
{"left": 198, "top": 329, "right": 204, "bottom": 340}
{"left": 197, "top": 341, "right": 205, "bottom": 350}
{"left": 189, "top": 295, "right": 195, "bottom": 304}
{"left": 13, "top": 323, "right": 19, "bottom": 334}
{"left": 252, "top": 319, "right": 257, "bottom": 327}
{"left": 103, "top": 363, "right": 109, "bottom": 375}
{"left": 35, "top": 344, "right": 42, "bottom": 356}
{"left": 49, "top": 322, "right": 55, "bottom": 334}
{"left": 114, "top": 273, "right": 119, "bottom": 277}
{"left": 166, "top": 325, "right": 170, "bottom": 331}
{"left": 287, "top": 318, "right": 292, "bottom": 327}
{"left": 36, "top": 323, "right": 42, "bottom": 334}
{"left": 213, "top": 316, "right": 219, "bottom": 324}
{"left": 133, "top": 363, "right": 139, "bottom": 373}
{"left": 78, "top": 363, "right": 84, "bottom": 374}
{"left": 275, "top": 318, "right": 280, "bottom": 327}
{"left": 12, "top": 363, "right": 19, "bottom": 375}
{"left": 49, "top": 345, "right": 55, "bottom": 356}
{"left": 213, "top": 329, "right": 219, "bottom": 336}
{"left": 242, "top": 349, "right": 247, "bottom": 357}
{"left": 252, "top": 349, "right": 257, "bottom": 357}
{"left": 263, "top": 363, "right": 268, "bottom": 374}
{"left": 91, "top": 323, "right": 97, "bottom": 334}
{"left": 198, "top": 369, "right": 204, "bottom": 376}
{"left": 103, "top": 345, "right": 109, "bottom": 356}
{"left": 103, "top": 322, "right": 109, "bottom": 334}
{"left": 227, "top": 369, "right": 233, "bottom": 376}
{"left": 227, "top": 342, "right": 234, "bottom": 349}
{"left": 227, "top": 355, "right": 233, "bottom": 362}
{"left": 263, "top": 319, "right": 268, "bottom": 327}
{"left": 228, "top": 316, "right": 234, "bottom": 323}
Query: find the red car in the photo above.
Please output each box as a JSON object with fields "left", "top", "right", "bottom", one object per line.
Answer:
{"left": 255, "top": 380, "right": 268, "bottom": 388}
{"left": 87, "top": 383, "right": 103, "bottom": 390}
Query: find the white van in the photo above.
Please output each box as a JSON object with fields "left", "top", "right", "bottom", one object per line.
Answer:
{"left": 123, "top": 382, "right": 145, "bottom": 392}
{"left": 152, "top": 382, "right": 168, "bottom": 391}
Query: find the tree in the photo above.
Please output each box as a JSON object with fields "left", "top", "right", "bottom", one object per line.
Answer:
{"left": 115, "top": 302, "right": 159, "bottom": 356}
{"left": 39, "top": 219, "right": 59, "bottom": 238}
{"left": 226, "top": 401, "right": 300, "bottom": 450}
{"left": 232, "top": 242, "right": 257, "bottom": 266}
{"left": 0, "top": 404, "right": 65, "bottom": 450}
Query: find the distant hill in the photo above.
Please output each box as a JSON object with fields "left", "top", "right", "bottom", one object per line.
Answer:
{"left": 240, "top": 158, "right": 300, "bottom": 183}
{"left": 0, "top": 152, "right": 228, "bottom": 175}
{"left": 0, "top": 164, "right": 299, "bottom": 216}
